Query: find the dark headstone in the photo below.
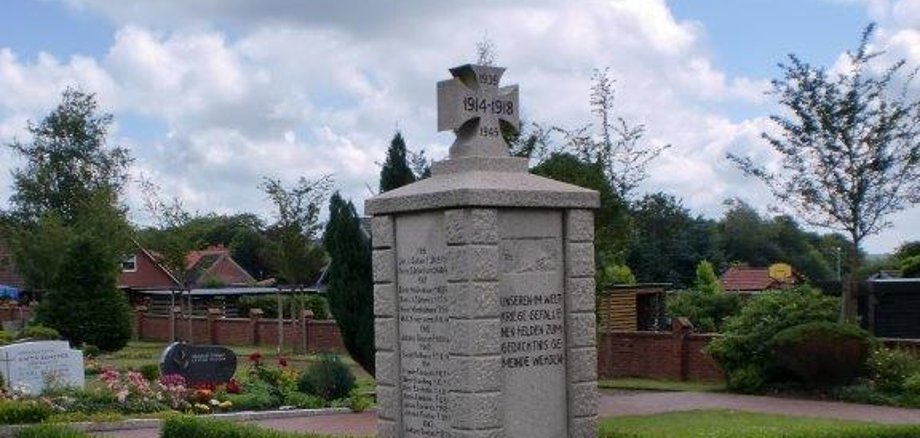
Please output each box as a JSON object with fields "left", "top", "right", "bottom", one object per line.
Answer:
{"left": 160, "top": 343, "right": 237, "bottom": 386}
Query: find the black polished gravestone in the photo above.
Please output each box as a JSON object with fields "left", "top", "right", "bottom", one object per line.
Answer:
{"left": 160, "top": 343, "right": 237, "bottom": 386}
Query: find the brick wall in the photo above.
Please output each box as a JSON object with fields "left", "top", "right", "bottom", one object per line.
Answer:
{"left": 133, "top": 307, "right": 344, "bottom": 353}
{"left": 597, "top": 320, "right": 723, "bottom": 382}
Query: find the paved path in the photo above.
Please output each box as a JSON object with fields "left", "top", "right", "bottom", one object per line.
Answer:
{"left": 96, "top": 390, "right": 920, "bottom": 437}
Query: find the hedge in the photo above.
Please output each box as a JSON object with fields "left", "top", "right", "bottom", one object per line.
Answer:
{"left": 14, "top": 424, "right": 89, "bottom": 438}
{"left": 161, "top": 416, "right": 333, "bottom": 437}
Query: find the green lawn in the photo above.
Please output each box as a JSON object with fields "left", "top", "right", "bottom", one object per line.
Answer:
{"left": 598, "top": 378, "right": 724, "bottom": 392}
{"left": 599, "top": 410, "right": 920, "bottom": 438}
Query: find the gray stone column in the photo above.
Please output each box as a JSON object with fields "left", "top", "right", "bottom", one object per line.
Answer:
{"left": 371, "top": 215, "right": 400, "bottom": 438}
{"left": 565, "top": 209, "right": 599, "bottom": 437}
{"left": 446, "top": 208, "right": 502, "bottom": 436}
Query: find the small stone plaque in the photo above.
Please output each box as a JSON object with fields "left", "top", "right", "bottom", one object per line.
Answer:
{"left": 0, "top": 341, "right": 84, "bottom": 395}
{"left": 160, "top": 343, "right": 237, "bottom": 386}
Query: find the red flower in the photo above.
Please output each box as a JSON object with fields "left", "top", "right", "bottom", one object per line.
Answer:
{"left": 278, "top": 357, "right": 288, "bottom": 367}
{"left": 248, "top": 351, "right": 262, "bottom": 363}
{"left": 226, "top": 378, "right": 241, "bottom": 394}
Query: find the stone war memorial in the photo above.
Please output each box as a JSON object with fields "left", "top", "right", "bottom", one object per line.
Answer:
{"left": 367, "top": 63, "right": 600, "bottom": 437}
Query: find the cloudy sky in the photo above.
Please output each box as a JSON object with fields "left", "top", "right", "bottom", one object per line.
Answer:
{"left": 0, "top": 0, "right": 918, "bottom": 253}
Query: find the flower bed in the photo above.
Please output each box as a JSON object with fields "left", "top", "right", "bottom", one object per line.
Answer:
{"left": 0, "top": 349, "right": 372, "bottom": 425}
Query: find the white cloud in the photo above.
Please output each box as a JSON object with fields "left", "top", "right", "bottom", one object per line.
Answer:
{"left": 2, "top": 0, "right": 915, "bottom": 253}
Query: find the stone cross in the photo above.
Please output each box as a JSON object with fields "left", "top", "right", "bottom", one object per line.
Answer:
{"left": 437, "top": 64, "right": 520, "bottom": 158}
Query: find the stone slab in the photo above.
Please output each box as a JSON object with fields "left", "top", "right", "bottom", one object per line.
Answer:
{"left": 0, "top": 340, "right": 83, "bottom": 394}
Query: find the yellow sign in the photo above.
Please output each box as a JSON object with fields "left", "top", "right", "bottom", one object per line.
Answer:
{"left": 769, "top": 263, "right": 793, "bottom": 281}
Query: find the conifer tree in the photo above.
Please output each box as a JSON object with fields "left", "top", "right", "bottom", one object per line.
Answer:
{"left": 322, "top": 192, "right": 374, "bottom": 375}
{"left": 379, "top": 132, "right": 416, "bottom": 193}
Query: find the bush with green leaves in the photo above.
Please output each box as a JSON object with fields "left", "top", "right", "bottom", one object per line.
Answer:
{"left": 666, "top": 261, "right": 741, "bottom": 333}
{"left": 35, "top": 237, "right": 132, "bottom": 352}
{"left": 16, "top": 325, "right": 60, "bottom": 341}
{"left": 771, "top": 321, "right": 874, "bottom": 387}
{"left": 707, "top": 286, "right": 838, "bottom": 393}
{"left": 0, "top": 400, "right": 53, "bottom": 425}
{"left": 297, "top": 354, "right": 355, "bottom": 401}
{"left": 15, "top": 424, "right": 89, "bottom": 438}
{"left": 868, "top": 347, "right": 920, "bottom": 393}
{"left": 0, "top": 331, "right": 13, "bottom": 345}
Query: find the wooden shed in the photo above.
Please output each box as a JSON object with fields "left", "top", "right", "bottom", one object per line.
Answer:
{"left": 597, "top": 283, "right": 670, "bottom": 331}
{"left": 866, "top": 278, "right": 920, "bottom": 338}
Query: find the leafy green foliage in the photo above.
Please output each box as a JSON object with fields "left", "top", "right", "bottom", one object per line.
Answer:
{"left": 14, "top": 424, "right": 89, "bottom": 438}
{"left": 867, "top": 347, "right": 920, "bottom": 393}
{"left": 36, "top": 237, "right": 132, "bottom": 352}
{"left": 161, "top": 415, "right": 331, "bottom": 438}
{"left": 322, "top": 193, "right": 374, "bottom": 376}
{"left": 15, "top": 325, "right": 60, "bottom": 341}
{"left": 771, "top": 322, "right": 874, "bottom": 387}
{"left": 0, "top": 401, "right": 53, "bottom": 425}
{"left": 260, "top": 176, "right": 332, "bottom": 286}
{"left": 532, "top": 153, "right": 632, "bottom": 277}
{"left": 627, "top": 193, "right": 715, "bottom": 287}
{"left": 728, "top": 25, "right": 920, "bottom": 319}
{"left": 597, "top": 264, "right": 636, "bottom": 289}
{"left": 707, "top": 286, "right": 838, "bottom": 392}
{"left": 666, "top": 261, "right": 741, "bottom": 333}
{"left": 297, "top": 354, "right": 355, "bottom": 401}
{"left": 899, "top": 255, "right": 920, "bottom": 278}
{"left": 379, "top": 131, "right": 416, "bottom": 192}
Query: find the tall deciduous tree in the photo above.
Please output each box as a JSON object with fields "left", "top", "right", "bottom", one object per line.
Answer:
{"left": 260, "top": 175, "right": 332, "bottom": 286}
{"left": 379, "top": 132, "right": 416, "bottom": 193}
{"left": 323, "top": 192, "right": 374, "bottom": 375}
{"left": 728, "top": 24, "right": 920, "bottom": 320}
{"left": 9, "top": 88, "right": 131, "bottom": 225}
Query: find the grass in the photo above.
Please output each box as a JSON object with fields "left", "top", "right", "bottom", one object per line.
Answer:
{"left": 599, "top": 410, "right": 920, "bottom": 437}
{"left": 598, "top": 378, "right": 724, "bottom": 392}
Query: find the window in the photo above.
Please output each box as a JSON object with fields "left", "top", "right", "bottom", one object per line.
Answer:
{"left": 121, "top": 255, "right": 137, "bottom": 272}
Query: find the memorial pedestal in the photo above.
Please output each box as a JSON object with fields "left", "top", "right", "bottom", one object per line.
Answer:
{"left": 367, "top": 155, "right": 599, "bottom": 438}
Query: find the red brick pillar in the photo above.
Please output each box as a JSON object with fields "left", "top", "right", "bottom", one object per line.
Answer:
{"left": 299, "top": 309, "right": 314, "bottom": 353}
{"left": 134, "top": 305, "right": 148, "bottom": 341}
{"left": 249, "top": 308, "right": 263, "bottom": 345}
{"left": 207, "top": 308, "right": 222, "bottom": 345}
{"left": 672, "top": 317, "right": 694, "bottom": 381}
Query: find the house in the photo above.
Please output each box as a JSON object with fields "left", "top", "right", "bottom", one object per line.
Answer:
{"left": 119, "top": 244, "right": 254, "bottom": 291}
{"left": 719, "top": 263, "right": 801, "bottom": 294}
{"left": 184, "top": 245, "right": 255, "bottom": 288}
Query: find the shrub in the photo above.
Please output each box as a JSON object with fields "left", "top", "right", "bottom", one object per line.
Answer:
{"left": 15, "top": 325, "right": 59, "bottom": 341}
{"left": 297, "top": 354, "right": 355, "bottom": 401}
{"left": 0, "top": 331, "right": 13, "bottom": 345}
{"left": 161, "top": 415, "right": 329, "bottom": 437}
{"left": 707, "top": 286, "right": 838, "bottom": 392}
{"left": 666, "top": 261, "right": 741, "bottom": 333}
{"left": 35, "top": 237, "right": 132, "bottom": 352}
{"left": 139, "top": 364, "right": 160, "bottom": 382}
{"left": 771, "top": 322, "right": 874, "bottom": 387}
{"left": 81, "top": 344, "right": 101, "bottom": 358}
{"left": 281, "top": 391, "right": 325, "bottom": 409}
{"left": 348, "top": 394, "right": 372, "bottom": 413}
{"left": 0, "top": 401, "right": 53, "bottom": 424}
{"left": 226, "top": 381, "right": 279, "bottom": 411}
{"left": 15, "top": 424, "right": 89, "bottom": 438}
{"left": 868, "top": 347, "right": 920, "bottom": 393}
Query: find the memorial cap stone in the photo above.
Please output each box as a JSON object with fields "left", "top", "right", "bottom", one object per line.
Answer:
{"left": 437, "top": 64, "right": 520, "bottom": 158}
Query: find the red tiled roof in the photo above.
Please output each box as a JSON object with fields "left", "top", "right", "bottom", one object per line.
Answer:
{"left": 720, "top": 266, "right": 785, "bottom": 292}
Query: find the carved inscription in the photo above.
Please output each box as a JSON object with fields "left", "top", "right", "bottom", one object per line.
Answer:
{"left": 499, "top": 210, "right": 566, "bottom": 437}
{"left": 396, "top": 213, "right": 449, "bottom": 437}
